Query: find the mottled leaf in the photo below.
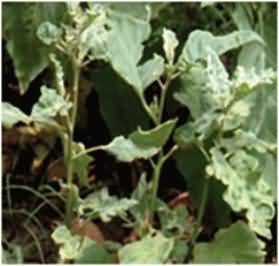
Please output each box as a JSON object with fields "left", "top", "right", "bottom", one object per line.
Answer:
{"left": 37, "top": 22, "right": 62, "bottom": 46}
{"left": 31, "top": 86, "right": 72, "bottom": 126}
{"left": 52, "top": 225, "right": 112, "bottom": 263}
{"left": 207, "top": 147, "right": 275, "bottom": 239}
{"left": 180, "top": 30, "right": 263, "bottom": 63}
{"left": 52, "top": 225, "right": 80, "bottom": 261}
{"left": 78, "top": 187, "right": 137, "bottom": 222}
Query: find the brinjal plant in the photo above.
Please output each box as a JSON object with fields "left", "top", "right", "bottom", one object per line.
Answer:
{"left": 2, "top": 2, "right": 277, "bottom": 264}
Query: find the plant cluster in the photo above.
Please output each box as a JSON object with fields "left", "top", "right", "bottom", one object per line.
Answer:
{"left": 2, "top": 2, "right": 277, "bottom": 263}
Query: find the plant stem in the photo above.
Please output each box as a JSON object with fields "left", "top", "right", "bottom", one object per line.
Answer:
{"left": 150, "top": 156, "right": 164, "bottom": 221}
{"left": 149, "top": 74, "right": 173, "bottom": 223}
{"left": 186, "top": 177, "right": 209, "bottom": 262}
{"left": 65, "top": 56, "right": 81, "bottom": 227}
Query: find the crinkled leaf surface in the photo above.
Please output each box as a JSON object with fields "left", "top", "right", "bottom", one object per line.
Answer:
{"left": 2, "top": 102, "right": 31, "bottom": 128}
{"left": 207, "top": 147, "right": 275, "bottom": 239}
{"left": 118, "top": 232, "right": 174, "bottom": 264}
{"left": 162, "top": 28, "right": 178, "bottom": 64}
{"left": 37, "top": 22, "right": 62, "bottom": 46}
{"left": 79, "top": 4, "right": 109, "bottom": 61}
{"left": 193, "top": 221, "right": 265, "bottom": 263}
{"left": 103, "top": 119, "right": 177, "bottom": 162}
{"left": 180, "top": 30, "right": 263, "bottom": 63}
{"left": 3, "top": 3, "right": 66, "bottom": 93}
{"left": 31, "top": 86, "right": 72, "bottom": 126}
{"left": 52, "top": 225, "right": 80, "bottom": 261}
{"left": 78, "top": 187, "right": 137, "bottom": 222}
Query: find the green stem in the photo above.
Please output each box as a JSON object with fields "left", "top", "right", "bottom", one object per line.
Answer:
{"left": 186, "top": 178, "right": 209, "bottom": 262}
{"left": 157, "top": 79, "right": 169, "bottom": 124}
{"left": 150, "top": 156, "right": 164, "bottom": 221}
{"left": 73, "top": 144, "right": 105, "bottom": 159}
{"left": 65, "top": 56, "right": 81, "bottom": 227}
{"left": 148, "top": 74, "right": 174, "bottom": 223}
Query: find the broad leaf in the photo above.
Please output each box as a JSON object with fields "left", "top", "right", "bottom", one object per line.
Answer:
{"left": 92, "top": 66, "right": 149, "bottom": 137}
{"left": 75, "top": 238, "right": 113, "bottom": 264}
{"left": 193, "top": 221, "right": 265, "bottom": 263}
{"left": 207, "top": 147, "right": 275, "bottom": 239}
{"left": 118, "top": 232, "right": 174, "bottom": 263}
{"left": 180, "top": 30, "right": 263, "bottom": 63}
{"left": 103, "top": 119, "right": 177, "bottom": 162}
{"left": 2, "top": 102, "right": 31, "bottom": 128}
{"left": 3, "top": 3, "right": 66, "bottom": 93}
{"left": 78, "top": 187, "right": 137, "bottom": 222}
{"left": 174, "top": 64, "right": 210, "bottom": 119}
{"left": 101, "top": 4, "right": 164, "bottom": 96}
{"left": 174, "top": 148, "right": 231, "bottom": 228}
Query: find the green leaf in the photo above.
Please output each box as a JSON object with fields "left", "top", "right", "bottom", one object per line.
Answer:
{"left": 137, "top": 54, "right": 165, "bottom": 90}
{"left": 31, "top": 86, "right": 72, "bottom": 126}
{"left": 3, "top": 3, "right": 66, "bottom": 93}
{"left": 207, "top": 147, "right": 275, "bottom": 239}
{"left": 78, "top": 187, "right": 137, "bottom": 222}
{"left": 180, "top": 30, "right": 263, "bottom": 63}
{"left": 169, "top": 240, "right": 188, "bottom": 263}
{"left": 75, "top": 238, "right": 113, "bottom": 264}
{"left": 130, "top": 174, "right": 151, "bottom": 224}
{"left": 2, "top": 245, "right": 24, "bottom": 264}
{"left": 174, "top": 148, "right": 231, "bottom": 228}
{"left": 158, "top": 202, "right": 189, "bottom": 235}
{"left": 193, "top": 221, "right": 265, "bottom": 263}
{"left": 174, "top": 65, "right": 210, "bottom": 119}
{"left": 2, "top": 102, "right": 31, "bottom": 128}
{"left": 103, "top": 119, "right": 177, "bottom": 162}
{"left": 162, "top": 28, "right": 178, "bottom": 64}
{"left": 102, "top": 4, "right": 164, "bottom": 96}
{"left": 72, "top": 143, "right": 94, "bottom": 186}
{"left": 92, "top": 66, "right": 149, "bottom": 137}
{"left": 118, "top": 232, "right": 174, "bottom": 263}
